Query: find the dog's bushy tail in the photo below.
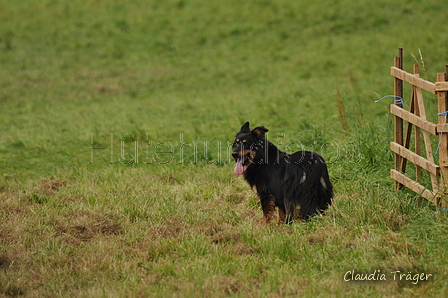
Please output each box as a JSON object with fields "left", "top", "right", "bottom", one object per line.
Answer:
{"left": 284, "top": 162, "right": 333, "bottom": 223}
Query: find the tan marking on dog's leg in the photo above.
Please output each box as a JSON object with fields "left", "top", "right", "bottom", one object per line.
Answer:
{"left": 285, "top": 203, "right": 299, "bottom": 224}
{"left": 252, "top": 185, "right": 258, "bottom": 195}
{"left": 262, "top": 195, "right": 276, "bottom": 223}
{"left": 277, "top": 206, "right": 286, "bottom": 225}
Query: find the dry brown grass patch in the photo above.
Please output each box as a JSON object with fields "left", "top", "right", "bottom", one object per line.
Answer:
{"left": 38, "top": 179, "right": 67, "bottom": 193}
{"left": 202, "top": 276, "right": 244, "bottom": 297}
{"left": 384, "top": 212, "right": 409, "bottom": 232}
{"left": 54, "top": 210, "right": 121, "bottom": 245}
{"left": 225, "top": 242, "right": 255, "bottom": 256}
{"left": 147, "top": 217, "right": 185, "bottom": 239}
{"left": 0, "top": 254, "right": 11, "bottom": 270}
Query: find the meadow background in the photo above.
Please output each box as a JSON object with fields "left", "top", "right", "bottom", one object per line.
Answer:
{"left": 1, "top": 0, "right": 448, "bottom": 297}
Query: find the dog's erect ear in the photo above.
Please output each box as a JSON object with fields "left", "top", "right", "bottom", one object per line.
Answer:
{"left": 238, "top": 122, "right": 251, "bottom": 134}
{"left": 252, "top": 126, "right": 269, "bottom": 139}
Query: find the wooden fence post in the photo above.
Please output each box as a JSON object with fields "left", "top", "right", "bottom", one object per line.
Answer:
{"left": 394, "top": 48, "right": 404, "bottom": 190}
{"left": 437, "top": 68, "right": 448, "bottom": 207}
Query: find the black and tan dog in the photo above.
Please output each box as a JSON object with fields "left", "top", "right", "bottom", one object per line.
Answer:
{"left": 232, "top": 122, "right": 333, "bottom": 224}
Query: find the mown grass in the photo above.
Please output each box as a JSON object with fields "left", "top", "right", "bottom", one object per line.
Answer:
{"left": 1, "top": 0, "right": 448, "bottom": 297}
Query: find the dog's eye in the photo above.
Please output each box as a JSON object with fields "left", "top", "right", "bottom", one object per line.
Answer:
{"left": 233, "top": 140, "right": 254, "bottom": 149}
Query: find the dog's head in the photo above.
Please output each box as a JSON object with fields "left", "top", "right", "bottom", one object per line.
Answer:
{"left": 232, "top": 122, "right": 268, "bottom": 175}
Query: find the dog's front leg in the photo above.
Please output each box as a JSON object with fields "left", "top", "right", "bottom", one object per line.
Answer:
{"left": 260, "top": 194, "right": 276, "bottom": 223}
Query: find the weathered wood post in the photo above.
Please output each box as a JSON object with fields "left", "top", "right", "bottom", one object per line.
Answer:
{"left": 436, "top": 67, "right": 448, "bottom": 207}
{"left": 394, "top": 48, "right": 404, "bottom": 190}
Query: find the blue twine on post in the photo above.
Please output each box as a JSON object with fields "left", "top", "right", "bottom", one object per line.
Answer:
{"left": 435, "top": 111, "right": 448, "bottom": 157}
{"left": 434, "top": 207, "right": 448, "bottom": 216}
{"left": 375, "top": 95, "right": 404, "bottom": 108}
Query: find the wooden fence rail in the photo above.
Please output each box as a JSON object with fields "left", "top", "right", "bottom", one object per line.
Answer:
{"left": 390, "top": 48, "right": 448, "bottom": 207}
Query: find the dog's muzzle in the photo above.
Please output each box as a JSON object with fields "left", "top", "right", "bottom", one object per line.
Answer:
{"left": 232, "top": 149, "right": 253, "bottom": 175}
{"left": 232, "top": 150, "right": 246, "bottom": 175}
{"left": 231, "top": 151, "right": 240, "bottom": 159}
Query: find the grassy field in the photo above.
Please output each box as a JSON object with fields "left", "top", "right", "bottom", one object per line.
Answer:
{"left": 1, "top": 0, "right": 448, "bottom": 297}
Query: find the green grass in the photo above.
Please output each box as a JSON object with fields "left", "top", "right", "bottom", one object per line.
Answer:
{"left": 1, "top": 0, "right": 448, "bottom": 297}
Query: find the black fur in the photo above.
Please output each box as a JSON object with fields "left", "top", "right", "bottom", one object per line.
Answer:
{"left": 232, "top": 122, "right": 333, "bottom": 224}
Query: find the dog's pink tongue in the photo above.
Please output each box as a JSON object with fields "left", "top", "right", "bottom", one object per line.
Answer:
{"left": 234, "top": 160, "right": 244, "bottom": 175}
